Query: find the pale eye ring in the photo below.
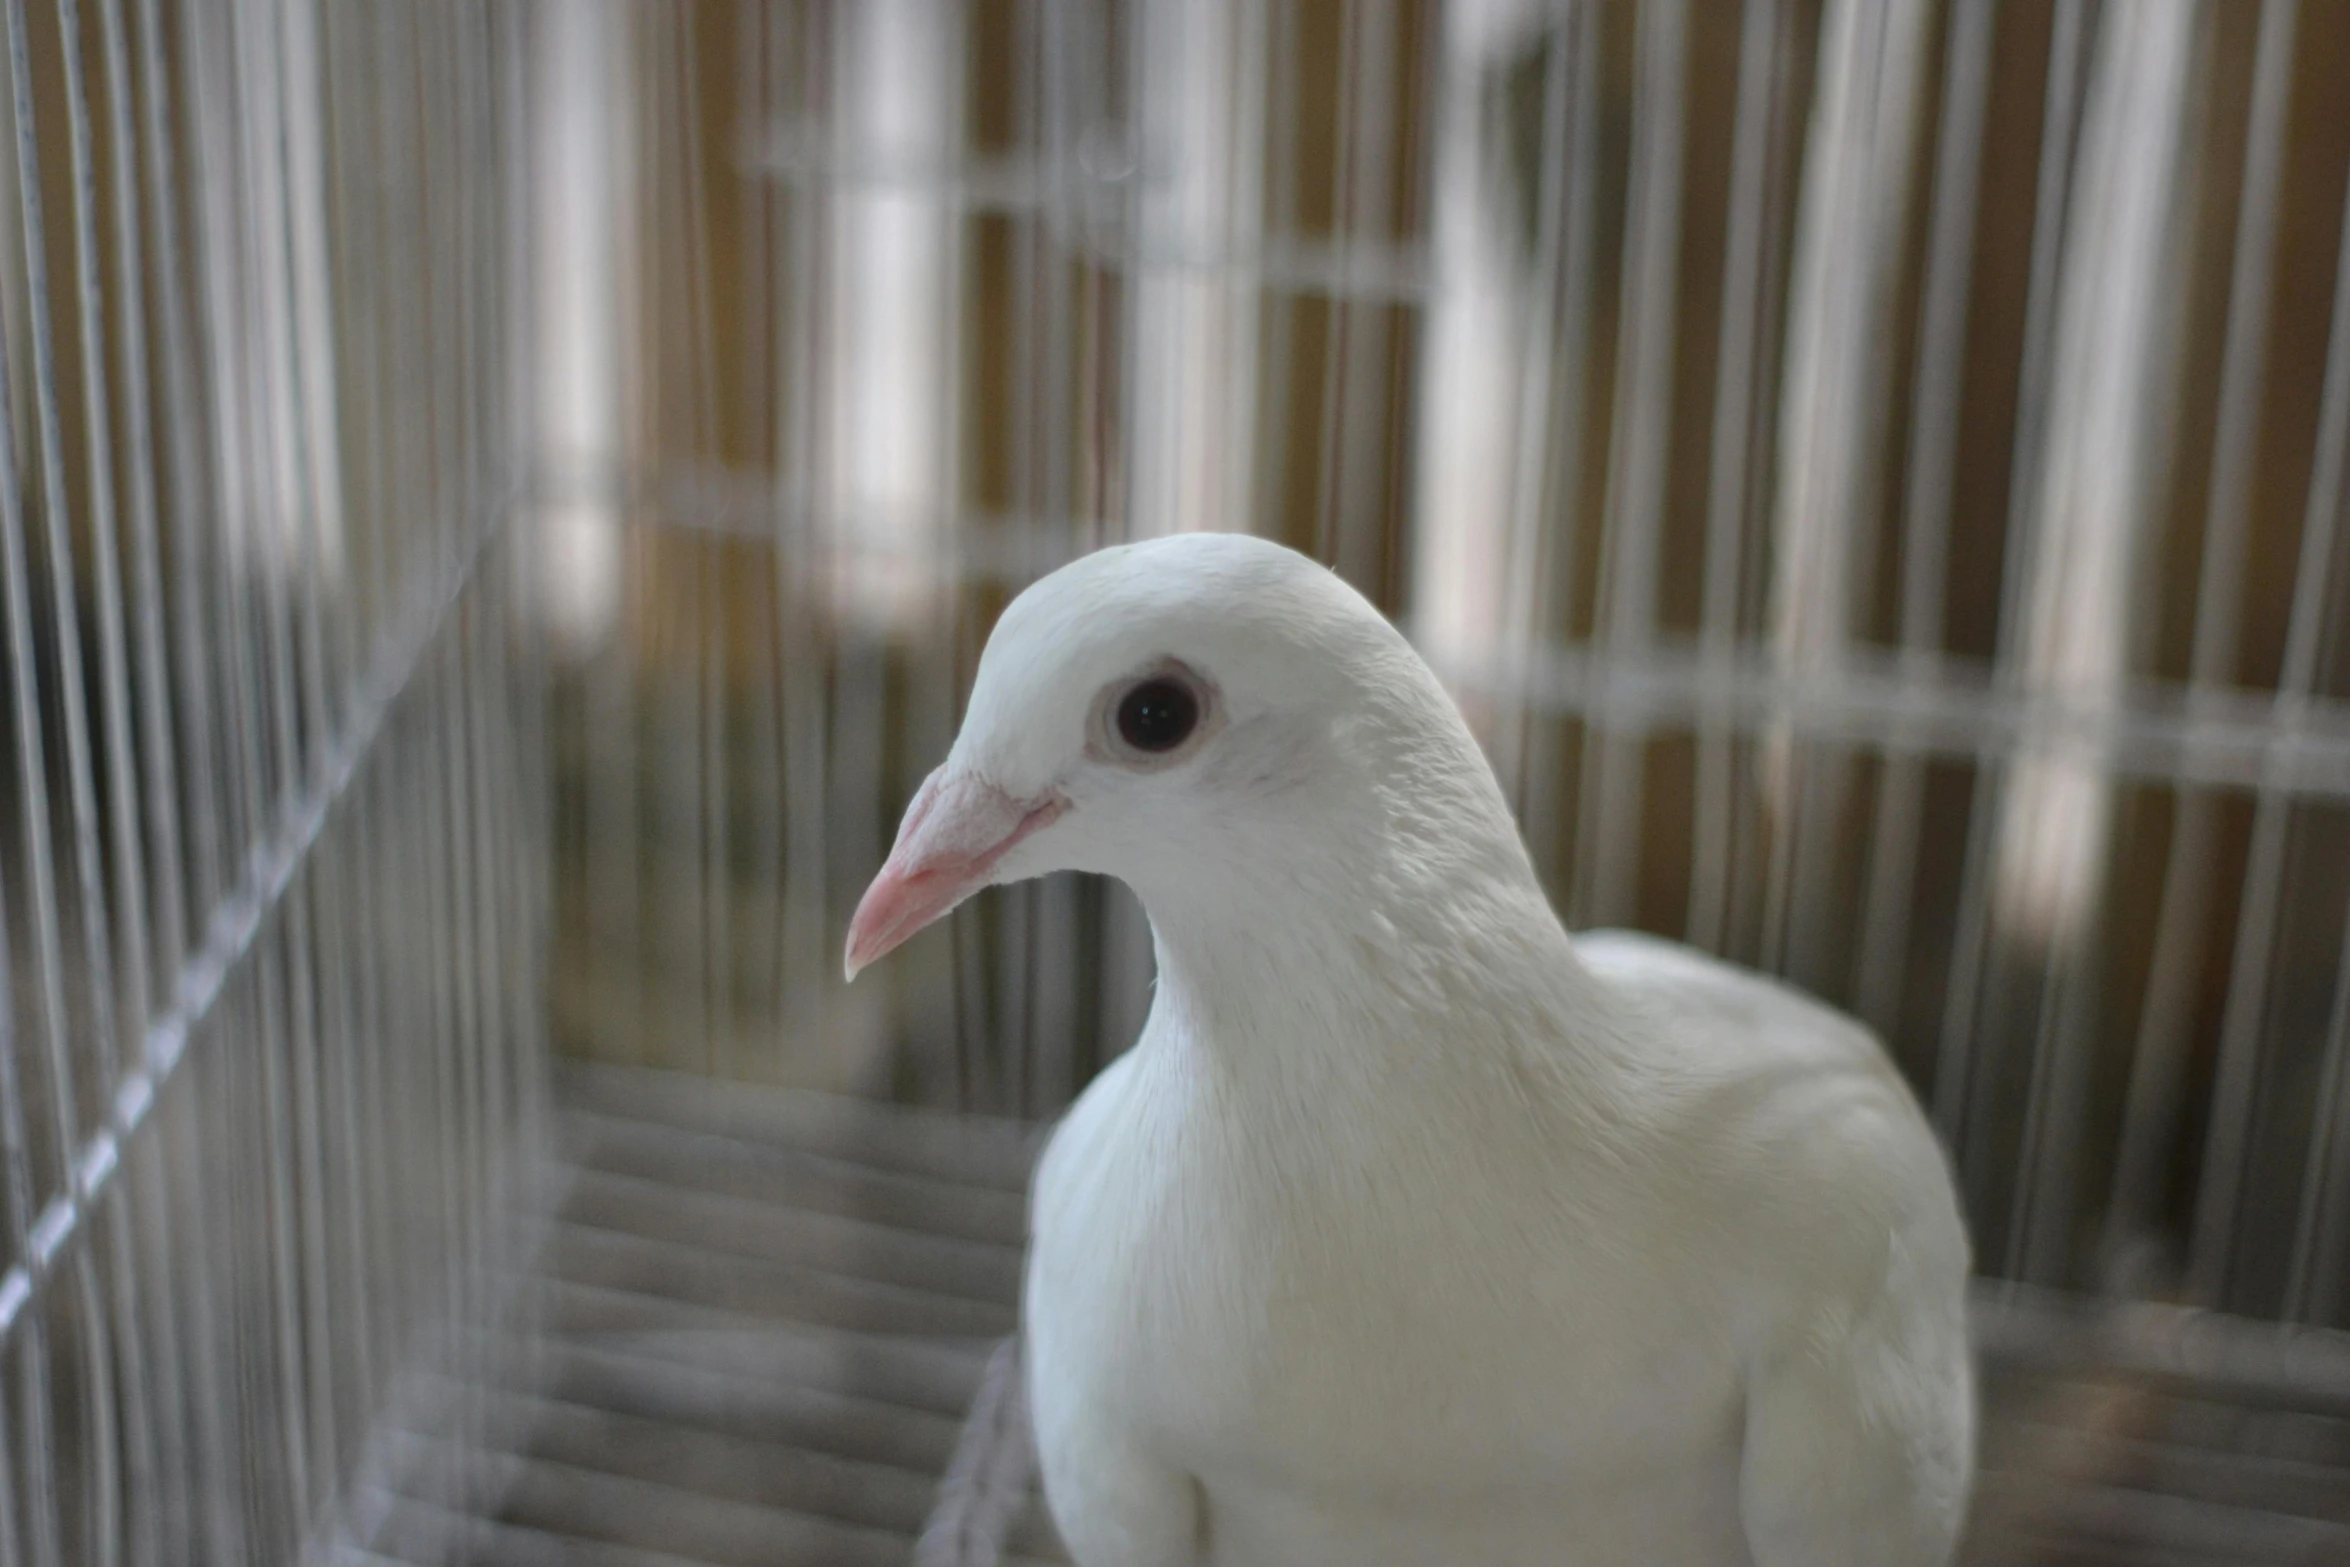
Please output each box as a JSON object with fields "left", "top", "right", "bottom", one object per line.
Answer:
{"left": 1092, "top": 662, "right": 1218, "bottom": 768}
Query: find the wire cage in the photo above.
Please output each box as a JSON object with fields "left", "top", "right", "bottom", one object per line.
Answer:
{"left": 4, "top": 0, "right": 2350, "bottom": 1563}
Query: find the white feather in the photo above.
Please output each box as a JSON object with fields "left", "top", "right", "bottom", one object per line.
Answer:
{"left": 931, "top": 534, "right": 1973, "bottom": 1567}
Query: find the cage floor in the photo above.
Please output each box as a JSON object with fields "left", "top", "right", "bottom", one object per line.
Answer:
{"left": 344, "top": 1062, "right": 2350, "bottom": 1567}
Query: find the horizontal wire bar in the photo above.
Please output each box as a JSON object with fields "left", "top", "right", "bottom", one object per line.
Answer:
{"left": 1434, "top": 640, "right": 2350, "bottom": 799}
{"left": 1069, "top": 231, "right": 1430, "bottom": 301}
{"left": 748, "top": 137, "right": 1061, "bottom": 210}
{"left": 745, "top": 135, "right": 1431, "bottom": 302}
{"left": 0, "top": 484, "right": 521, "bottom": 1348}
{"left": 1974, "top": 1280, "right": 2350, "bottom": 1412}
{"left": 601, "top": 461, "right": 2350, "bottom": 801}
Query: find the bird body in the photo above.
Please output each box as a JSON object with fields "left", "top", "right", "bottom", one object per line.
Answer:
{"left": 849, "top": 533, "right": 1974, "bottom": 1567}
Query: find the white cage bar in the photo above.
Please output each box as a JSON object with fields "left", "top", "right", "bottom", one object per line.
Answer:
{"left": 4, "top": 2, "right": 2350, "bottom": 1565}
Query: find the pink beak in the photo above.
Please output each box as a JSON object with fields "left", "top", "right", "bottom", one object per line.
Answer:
{"left": 843, "top": 768, "right": 1067, "bottom": 980}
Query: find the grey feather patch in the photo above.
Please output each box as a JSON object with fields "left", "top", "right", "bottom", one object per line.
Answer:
{"left": 915, "top": 1335, "right": 1035, "bottom": 1567}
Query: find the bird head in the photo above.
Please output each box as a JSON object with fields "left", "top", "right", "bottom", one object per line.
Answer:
{"left": 843, "top": 532, "right": 1502, "bottom": 980}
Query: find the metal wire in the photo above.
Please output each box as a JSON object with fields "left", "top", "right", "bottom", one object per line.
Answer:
{"left": 0, "top": 0, "right": 541, "bottom": 1560}
{"left": 518, "top": 13, "right": 2350, "bottom": 1561}
{"left": 6, "top": 2, "right": 2350, "bottom": 1564}
{"left": 502, "top": 0, "right": 2350, "bottom": 1317}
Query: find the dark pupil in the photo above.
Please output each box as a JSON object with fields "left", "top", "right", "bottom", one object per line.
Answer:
{"left": 1117, "top": 679, "right": 1198, "bottom": 753}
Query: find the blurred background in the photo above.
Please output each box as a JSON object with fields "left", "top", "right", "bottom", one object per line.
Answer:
{"left": 1, "top": 0, "right": 2349, "bottom": 1562}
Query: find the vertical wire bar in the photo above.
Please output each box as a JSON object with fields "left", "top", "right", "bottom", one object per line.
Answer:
{"left": 1107, "top": 2, "right": 1158, "bottom": 1048}
{"left": 98, "top": 0, "right": 182, "bottom": 966}
{"left": 1330, "top": 0, "right": 1405, "bottom": 596}
{"left": 2110, "top": 0, "right": 2298, "bottom": 1259}
{"left": 269, "top": 10, "right": 347, "bottom": 1475}
{"left": 585, "top": 51, "right": 646, "bottom": 1079}
{"left": 253, "top": 0, "right": 347, "bottom": 1508}
{"left": 1964, "top": 3, "right": 2162, "bottom": 1287}
{"left": 419, "top": 4, "right": 489, "bottom": 1505}
{"left": 0, "top": 845, "right": 32, "bottom": 1567}
{"left": 362, "top": 0, "right": 444, "bottom": 1398}
{"left": 1110, "top": 0, "right": 1148, "bottom": 551}
{"left": 186, "top": 0, "right": 272, "bottom": 898}
{"left": 1755, "top": 0, "right": 1872, "bottom": 980}
{"left": 460, "top": 0, "right": 520, "bottom": 1378}
{"left": 999, "top": 0, "right": 1044, "bottom": 1105}
{"left": 773, "top": 5, "right": 826, "bottom": 1067}
{"left": 301, "top": 742, "right": 371, "bottom": 1478}
{"left": 1851, "top": 0, "right": 1996, "bottom": 1033}
{"left": 302, "top": 0, "right": 382, "bottom": 1472}
{"left": 474, "top": 561, "right": 526, "bottom": 1346}
{"left": 704, "top": 570, "right": 736, "bottom": 1086}
{"left": 220, "top": 0, "right": 324, "bottom": 1530}
{"left": 950, "top": 0, "right": 986, "bottom": 1104}
{"left": 2288, "top": 861, "right": 2350, "bottom": 1323}
{"left": 318, "top": 0, "right": 399, "bottom": 1462}
{"left": 932, "top": 7, "right": 983, "bottom": 1101}
{"left": 1232, "top": 1, "right": 1278, "bottom": 552}
{"left": 411, "top": 646, "right": 469, "bottom": 1518}
{"left": 0, "top": 862, "right": 36, "bottom": 1567}
{"left": 1384, "top": 0, "right": 1431, "bottom": 617}
{"left": 3, "top": 0, "right": 130, "bottom": 1556}
{"left": 1931, "top": 0, "right": 2088, "bottom": 1152}
{"left": 1573, "top": 0, "right": 1688, "bottom": 929}
{"left": 135, "top": 0, "right": 224, "bottom": 918}
{"left": 922, "top": 8, "right": 989, "bottom": 1103}
{"left": 1717, "top": 0, "right": 1808, "bottom": 965}
{"left": 638, "top": 11, "right": 699, "bottom": 1072}
{"left": 1761, "top": 0, "right": 1932, "bottom": 985}
{"left": 1309, "top": 0, "right": 1364, "bottom": 570}
{"left": 500, "top": 0, "right": 555, "bottom": 1216}
{"left": 739, "top": 5, "right": 787, "bottom": 1087}
{"left": 1483, "top": 4, "right": 1571, "bottom": 848}
{"left": 453, "top": 584, "right": 500, "bottom": 1518}
{"left": 1009, "top": 0, "right": 1083, "bottom": 1113}
{"left": 1249, "top": 0, "right": 1294, "bottom": 558}
{"left": 1501, "top": 5, "right": 1591, "bottom": 884}
{"left": 251, "top": 929, "right": 314, "bottom": 1545}
{"left": 675, "top": 6, "right": 735, "bottom": 1076}
{"left": 2008, "top": 0, "right": 2203, "bottom": 1290}
{"left": 391, "top": 6, "right": 456, "bottom": 1404}
{"left": 2189, "top": 148, "right": 2350, "bottom": 1304}
{"left": 489, "top": 40, "right": 522, "bottom": 1259}
{"left": 174, "top": 10, "right": 284, "bottom": 1532}
{"left": 6, "top": 0, "right": 124, "bottom": 1165}
{"left": 458, "top": 0, "right": 504, "bottom": 1429}
{"left": 475, "top": 539, "right": 524, "bottom": 1368}
{"left": 1687, "top": 0, "right": 1779, "bottom": 953}
{"left": 94, "top": 0, "right": 197, "bottom": 1541}
{"left": 440, "top": 3, "right": 495, "bottom": 1401}
{"left": 0, "top": 210, "right": 71, "bottom": 1567}
{"left": 826, "top": 4, "right": 893, "bottom": 1078}
{"left": 52, "top": 0, "right": 165, "bottom": 1550}
{"left": 1038, "top": 0, "right": 1102, "bottom": 1095}
{"left": 970, "top": 3, "right": 1015, "bottom": 1101}
{"left": 55, "top": 0, "right": 152, "bottom": 1113}
{"left": 136, "top": 0, "right": 244, "bottom": 1551}
{"left": 417, "top": 647, "right": 459, "bottom": 1425}
{"left": 346, "top": 734, "right": 406, "bottom": 1432}
{"left": 358, "top": 721, "right": 408, "bottom": 1370}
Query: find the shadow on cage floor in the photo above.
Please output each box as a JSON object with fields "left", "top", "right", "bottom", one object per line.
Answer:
{"left": 335, "top": 1062, "right": 2350, "bottom": 1567}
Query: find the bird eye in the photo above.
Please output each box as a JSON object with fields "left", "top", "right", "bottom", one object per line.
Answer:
{"left": 1115, "top": 677, "right": 1199, "bottom": 754}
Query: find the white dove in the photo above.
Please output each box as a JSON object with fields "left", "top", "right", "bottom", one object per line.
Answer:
{"left": 847, "top": 532, "right": 1974, "bottom": 1567}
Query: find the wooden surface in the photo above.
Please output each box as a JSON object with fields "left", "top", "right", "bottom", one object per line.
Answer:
{"left": 341, "top": 1061, "right": 2350, "bottom": 1567}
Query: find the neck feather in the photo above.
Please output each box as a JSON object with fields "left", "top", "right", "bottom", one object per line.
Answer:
{"left": 1123, "top": 706, "right": 1592, "bottom": 1085}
